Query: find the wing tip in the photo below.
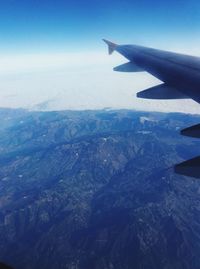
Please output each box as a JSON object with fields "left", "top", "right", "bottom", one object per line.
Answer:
{"left": 102, "top": 39, "right": 117, "bottom": 55}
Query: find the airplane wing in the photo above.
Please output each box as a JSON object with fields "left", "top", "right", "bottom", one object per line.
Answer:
{"left": 103, "top": 39, "right": 200, "bottom": 178}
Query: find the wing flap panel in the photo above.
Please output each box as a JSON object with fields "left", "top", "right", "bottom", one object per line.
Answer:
{"left": 175, "top": 156, "right": 200, "bottom": 178}
{"left": 181, "top": 124, "right": 200, "bottom": 138}
{"left": 137, "top": 84, "right": 188, "bottom": 100}
{"left": 113, "top": 62, "right": 144, "bottom": 72}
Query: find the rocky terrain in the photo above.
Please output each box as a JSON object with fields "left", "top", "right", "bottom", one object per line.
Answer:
{"left": 0, "top": 108, "right": 200, "bottom": 269}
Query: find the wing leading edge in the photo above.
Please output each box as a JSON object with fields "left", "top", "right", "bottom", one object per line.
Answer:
{"left": 103, "top": 39, "right": 200, "bottom": 179}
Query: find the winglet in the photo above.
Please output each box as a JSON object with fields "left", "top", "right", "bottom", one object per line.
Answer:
{"left": 103, "top": 39, "right": 117, "bottom": 55}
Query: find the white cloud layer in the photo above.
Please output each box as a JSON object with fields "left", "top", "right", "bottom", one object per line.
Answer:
{"left": 0, "top": 50, "right": 200, "bottom": 114}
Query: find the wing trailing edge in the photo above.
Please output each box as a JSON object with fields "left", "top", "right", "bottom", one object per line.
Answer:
{"left": 114, "top": 62, "right": 144, "bottom": 72}
{"left": 137, "top": 84, "right": 188, "bottom": 100}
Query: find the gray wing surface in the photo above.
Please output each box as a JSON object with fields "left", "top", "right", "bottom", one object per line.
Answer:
{"left": 103, "top": 39, "right": 200, "bottom": 103}
{"left": 133, "top": 45, "right": 200, "bottom": 72}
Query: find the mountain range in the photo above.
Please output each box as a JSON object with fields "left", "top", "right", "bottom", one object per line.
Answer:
{"left": 0, "top": 108, "right": 200, "bottom": 269}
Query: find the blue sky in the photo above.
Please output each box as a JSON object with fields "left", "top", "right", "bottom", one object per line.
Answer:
{"left": 0, "top": 0, "right": 200, "bottom": 113}
{"left": 1, "top": 0, "right": 200, "bottom": 53}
